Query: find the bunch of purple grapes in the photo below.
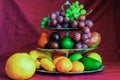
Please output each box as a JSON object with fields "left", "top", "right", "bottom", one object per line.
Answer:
{"left": 47, "top": 11, "right": 71, "bottom": 28}
{"left": 72, "top": 15, "right": 94, "bottom": 49}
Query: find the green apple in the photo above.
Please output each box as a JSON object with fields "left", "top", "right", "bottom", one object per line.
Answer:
{"left": 87, "top": 52, "right": 102, "bottom": 63}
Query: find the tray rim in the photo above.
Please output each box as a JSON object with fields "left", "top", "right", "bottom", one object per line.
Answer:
{"left": 37, "top": 65, "right": 105, "bottom": 74}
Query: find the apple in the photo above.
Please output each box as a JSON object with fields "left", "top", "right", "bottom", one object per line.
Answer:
{"left": 88, "top": 32, "right": 101, "bottom": 47}
{"left": 87, "top": 52, "right": 102, "bottom": 63}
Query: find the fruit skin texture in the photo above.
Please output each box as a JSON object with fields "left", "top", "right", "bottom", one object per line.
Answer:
{"left": 71, "top": 61, "right": 84, "bottom": 72}
{"left": 88, "top": 32, "right": 101, "bottom": 47}
{"left": 5, "top": 53, "right": 36, "bottom": 80}
{"left": 60, "top": 36, "right": 75, "bottom": 49}
{"left": 69, "top": 52, "right": 83, "bottom": 62}
{"left": 38, "top": 32, "right": 49, "bottom": 48}
{"left": 56, "top": 58, "right": 73, "bottom": 73}
{"left": 87, "top": 52, "right": 102, "bottom": 63}
{"left": 80, "top": 57, "right": 102, "bottom": 71}
{"left": 40, "top": 58, "right": 55, "bottom": 72}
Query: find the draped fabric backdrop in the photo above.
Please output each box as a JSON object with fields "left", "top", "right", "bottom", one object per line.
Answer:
{"left": 0, "top": 0, "right": 120, "bottom": 79}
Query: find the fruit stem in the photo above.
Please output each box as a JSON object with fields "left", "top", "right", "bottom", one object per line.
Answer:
{"left": 86, "top": 9, "right": 93, "bottom": 16}
{"left": 66, "top": 31, "right": 69, "bottom": 36}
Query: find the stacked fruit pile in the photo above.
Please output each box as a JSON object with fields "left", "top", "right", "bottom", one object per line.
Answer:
{"left": 39, "top": 1, "right": 101, "bottom": 49}
{"left": 30, "top": 50, "right": 103, "bottom": 73}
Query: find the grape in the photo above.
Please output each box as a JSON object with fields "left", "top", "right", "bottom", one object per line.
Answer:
{"left": 82, "top": 33, "right": 89, "bottom": 41}
{"left": 79, "top": 15, "right": 86, "bottom": 21}
{"left": 50, "top": 13, "right": 57, "bottom": 20}
{"left": 63, "top": 23, "right": 69, "bottom": 28}
{"left": 75, "top": 42, "right": 82, "bottom": 49}
{"left": 85, "top": 20, "right": 93, "bottom": 28}
{"left": 57, "top": 16, "right": 64, "bottom": 23}
{"left": 56, "top": 24, "right": 62, "bottom": 29}
{"left": 64, "top": 17, "right": 70, "bottom": 23}
{"left": 78, "top": 21, "right": 85, "bottom": 28}
{"left": 60, "top": 12, "right": 65, "bottom": 16}
{"left": 55, "top": 11, "right": 60, "bottom": 16}
{"left": 73, "top": 32, "right": 81, "bottom": 42}
{"left": 47, "top": 20, "right": 51, "bottom": 26}
{"left": 79, "top": 4, "right": 84, "bottom": 9}
{"left": 83, "top": 27, "right": 90, "bottom": 33}
{"left": 87, "top": 32, "right": 92, "bottom": 38}
{"left": 65, "top": 13, "right": 69, "bottom": 17}
{"left": 71, "top": 20, "right": 78, "bottom": 28}
{"left": 75, "top": 1, "right": 79, "bottom": 5}
{"left": 50, "top": 19, "right": 57, "bottom": 26}
{"left": 73, "top": 14, "right": 79, "bottom": 19}
{"left": 84, "top": 39, "right": 90, "bottom": 44}
{"left": 82, "top": 43, "right": 88, "bottom": 49}
{"left": 80, "top": 9, "right": 86, "bottom": 15}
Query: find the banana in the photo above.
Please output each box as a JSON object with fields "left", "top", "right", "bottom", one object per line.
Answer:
{"left": 29, "top": 50, "right": 52, "bottom": 62}
{"left": 40, "top": 58, "right": 55, "bottom": 72}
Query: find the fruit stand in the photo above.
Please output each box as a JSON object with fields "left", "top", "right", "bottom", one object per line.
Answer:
{"left": 37, "top": 0, "right": 104, "bottom": 74}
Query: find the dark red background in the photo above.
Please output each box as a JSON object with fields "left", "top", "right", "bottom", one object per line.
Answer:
{"left": 0, "top": 0, "right": 120, "bottom": 80}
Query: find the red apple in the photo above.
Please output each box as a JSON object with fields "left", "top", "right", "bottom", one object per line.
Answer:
{"left": 88, "top": 32, "right": 101, "bottom": 47}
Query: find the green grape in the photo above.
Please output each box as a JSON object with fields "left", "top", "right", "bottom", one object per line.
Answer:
{"left": 70, "top": 5, "right": 75, "bottom": 10}
{"left": 41, "top": 25, "right": 45, "bottom": 29}
{"left": 80, "top": 9, "right": 86, "bottom": 15}
{"left": 79, "top": 4, "right": 84, "bottom": 9}
{"left": 75, "top": 1, "right": 79, "bottom": 5}
{"left": 41, "top": 21, "right": 46, "bottom": 25}
{"left": 43, "top": 17, "right": 48, "bottom": 22}
{"left": 73, "top": 14, "right": 78, "bottom": 19}
{"left": 70, "top": 16, "right": 74, "bottom": 21}
{"left": 65, "top": 13, "right": 69, "bottom": 17}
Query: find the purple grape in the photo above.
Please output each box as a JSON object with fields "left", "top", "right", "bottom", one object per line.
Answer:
{"left": 64, "top": 17, "right": 70, "bottom": 23}
{"left": 55, "top": 11, "right": 60, "bottom": 16}
{"left": 73, "top": 32, "right": 81, "bottom": 42}
{"left": 56, "top": 24, "right": 62, "bottom": 29}
{"left": 57, "top": 16, "right": 64, "bottom": 23}
{"left": 75, "top": 42, "right": 82, "bottom": 49}
{"left": 71, "top": 20, "right": 78, "bottom": 28}
{"left": 82, "top": 44, "right": 88, "bottom": 49}
{"left": 63, "top": 23, "right": 69, "bottom": 28}
{"left": 82, "top": 33, "right": 89, "bottom": 41}
{"left": 83, "top": 27, "right": 91, "bottom": 33}
{"left": 79, "top": 15, "right": 86, "bottom": 21}
{"left": 47, "top": 20, "right": 51, "bottom": 26}
{"left": 87, "top": 32, "right": 92, "bottom": 38}
{"left": 60, "top": 12, "right": 65, "bottom": 16}
{"left": 50, "top": 13, "right": 57, "bottom": 20}
{"left": 84, "top": 39, "right": 90, "bottom": 44}
{"left": 78, "top": 21, "right": 85, "bottom": 28}
{"left": 85, "top": 20, "right": 93, "bottom": 28}
{"left": 50, "top": 19, "right": 57, "bottom": 26}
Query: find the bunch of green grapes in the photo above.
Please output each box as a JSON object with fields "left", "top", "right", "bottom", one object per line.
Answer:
{"left": 65, "top": 1, "right": 87, "bottom": 20}
{"left": 41, "top": 16, "right": 50, "bottom": 29}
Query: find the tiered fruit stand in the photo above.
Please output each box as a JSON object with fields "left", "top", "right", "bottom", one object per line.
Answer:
{"left": 37, "top": 0, "right": 105, "bottom": 74}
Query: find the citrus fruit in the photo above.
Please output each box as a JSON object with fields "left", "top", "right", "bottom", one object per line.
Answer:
{"left": 29, "top": 50, "right": 40, "bottom": 60}
{"left": 38, "top": 32, "right": 49, "bottom": 48}
{"left": 69, "top": 52, "right": 83, "bottom": 62}
{"left": 5, "top": 53, "right": 36, "bottom": 80}
{"left": 71, "top": 61, "right": 84, "bottom": 72}
{"left": 56, "top": 58, "right": 73, "bottom": 73}
{"left": 87, "top": 52, "right": 102, "bottom": 63}
{"left": 60, "top": 36, "right": 75, "bottom": 49}
{"left": 53, "top": 56, "right": 67, "bottom": 66}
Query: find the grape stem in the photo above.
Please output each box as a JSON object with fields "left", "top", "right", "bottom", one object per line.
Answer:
{"left": 86, "top": 9, "right": 93, "bottom": 15}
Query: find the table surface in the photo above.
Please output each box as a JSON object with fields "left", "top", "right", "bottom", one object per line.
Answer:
{"left": 0, "top": 56, "right": 120, "bottom": 80}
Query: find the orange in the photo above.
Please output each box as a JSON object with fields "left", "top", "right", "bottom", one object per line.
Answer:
{"left": 38, "top": 32, "right": 49, "bottom": 48}
{"left": 56, "top": 58, "right": 73, "bottom": 73}
{"left": 71, "top": 61, "right": 84, "bottom": 72}
{"left": 53, "top": 56, "right": 67, "bottom": 66}
{"left": 5, "top": 53, "right": 36, "bottom": 80}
